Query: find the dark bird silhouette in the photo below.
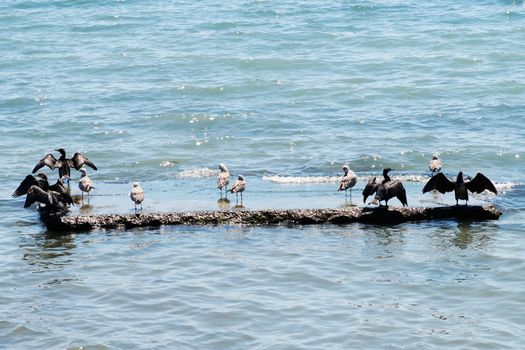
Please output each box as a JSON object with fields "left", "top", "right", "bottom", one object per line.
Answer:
{"left": 422, "top": 171, "right": 497, "bottom": 205}
{"left": 24, "top": 186, "right": 70, "bottom": 209}
{"left": 32, "top": 148, "right": 97, "bottom": 178}
{"left": 12, "top": 173, "right": 49, "bottom": 197}
{"left": 362, "top": 177, "right": 382, "bottom": 204}
{"left": 363, "top": 168, "right": 407, "bottom": 207}
{"left": 338, "top": 164, "right": 357, "bottom": 199}
{"left": 429, "top": 153, "right": 442, "bottom": 175}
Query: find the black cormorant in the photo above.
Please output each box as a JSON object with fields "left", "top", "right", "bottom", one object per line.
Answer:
{"left": 422, "top": 171, "right": 497, "bottom": 205}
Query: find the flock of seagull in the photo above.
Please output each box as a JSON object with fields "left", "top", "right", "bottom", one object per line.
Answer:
{"left": 12, "top": 150, "right": 498, "bottom": 213}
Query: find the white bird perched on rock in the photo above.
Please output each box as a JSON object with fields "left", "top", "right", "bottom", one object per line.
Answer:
{"left": 217, "top": 163, "right": 230, "bottom": 197}
{"left": 338, "top": 164, "right": 357, "bottom": 199}
{"left": 429, "top": 153, "right": 442, "bottom": 175}
{"left": 78, "top": 168, "right": 94, "bottom": 201}
{"left": 230, "top": 175, "right": 246, "bottom": 204}
{"left": 130, "top": 182, "right": 145, "bottom": 211}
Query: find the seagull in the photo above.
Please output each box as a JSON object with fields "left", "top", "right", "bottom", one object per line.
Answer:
{"left": 217, "top": 163, "right": 230, "bottom": 197}
{"left": 130, "top": 182, "right": 145, "bottom": 211}
{"left": 338, "top": 164, "right": 357, "bottom": 199}
{"left": 78, "top": 168, "right": 94, "bottom": 201}
{"left": 363, "top": 168, "right": 407, "bottom": 207}
{"left": 429, "top": 153, "right": 442, "bottom": 175}
{"left": 422, "top": 171, "right": 497, "bottom": 205}
{"left": 230, "top": 175, "right": 246, "bottom": 204}
{"left": 33, "top": 148, "right": 97, "bottom": 178}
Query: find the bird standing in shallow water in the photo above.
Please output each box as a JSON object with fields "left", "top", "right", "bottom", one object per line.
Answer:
{"left": 217, "top": 163, "right": 230, "bottom": 198}
{"left": 422, "top": 171, "right": 497, "bottom": 205}
{"left": 130, "top": 182, "right": 145, "bottom": 212}
{"left": 429, "top": 153, "right": 442, "bottom": 175}
{"left": 78, "top": 168, "right": 94, "bottom": 202}
{"left": 230, "top": 175, "right": 246, "bottom": 204}
{"left": 338, "top": 164, "right": 357, "bottom": 200}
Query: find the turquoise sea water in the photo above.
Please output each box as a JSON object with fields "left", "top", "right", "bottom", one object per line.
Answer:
{"left": 1, "top": 1, "right": 525, "bottom": 348}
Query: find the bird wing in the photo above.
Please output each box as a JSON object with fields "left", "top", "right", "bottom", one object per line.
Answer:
{"left": 387, "top": 180, "right": 408, "bottom": 206}
{"left": 32, "top": 154, "right": 59, "bottom": 173}
{"left": 362, "top": 177, "right": 380, "bottom": 203}
{"left": 230, "top": 180, "right": 245, "bottom": 193}
{"left": 466, "top": 173, "right": 498, "bottom": 194}
{"left": 12, "top": 175, "right": 38, "bottom": 197}
{"left": 429, "top": 159, "right": 442, "bottom": 172}
{"left": 24, "top": 186, "right": 51, "bottom": 208}
{"left": 217, "top": 172, "right": 230, "bottom": 189}
{"left": 71, "top": 152, "right": 98, "bottom": 170}
{"left": 422, "top": 173, "right": 454, "bottom": 194}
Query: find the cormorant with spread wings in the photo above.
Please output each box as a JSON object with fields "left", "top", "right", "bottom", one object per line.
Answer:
{"left": 422, "top": 171, "right": 497, "bottom": 205}
{"left": 32, "top": 148, "right": 97, "bottom": 178}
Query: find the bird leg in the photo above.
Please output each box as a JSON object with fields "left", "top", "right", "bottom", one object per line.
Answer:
{"left": 240, "top": 192, "right": 243, "bottom": 204}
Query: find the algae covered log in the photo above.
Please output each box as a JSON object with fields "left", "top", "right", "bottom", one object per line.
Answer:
{"left": 41, "top": 205, "right": 502, "bottom": 232}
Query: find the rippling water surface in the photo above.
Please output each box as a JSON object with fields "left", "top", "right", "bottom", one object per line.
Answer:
{"left": 1, "top": 0, "right": 524, "bottom": 348}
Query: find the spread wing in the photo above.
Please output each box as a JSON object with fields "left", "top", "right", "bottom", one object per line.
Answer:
{"left": 32, "top": 154, "right": 59, "bottom": 173}
{"left": 466, "top": 173, "right": 497, "bottom": 194}
{"left": 71, "top": 152, "right": 98, "bottom": 171}
{"left": 422, "top": 173, "right": 454, "bottom": 194}
{"left": 362, "top": 177, "right": 380, "bottom": 203}
{"left": 12, "top": 175, "right": 38, "bottom": 198}
{"left": 24, "top": 186, "right": 52, "bottom": 208}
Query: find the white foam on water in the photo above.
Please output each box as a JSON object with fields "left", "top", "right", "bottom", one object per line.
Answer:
{"left": 176, "top": 168, "right": 218, "bottom": 179}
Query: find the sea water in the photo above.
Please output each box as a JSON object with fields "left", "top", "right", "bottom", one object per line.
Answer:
{"left": 0, "top": 1, "right": 524, "bottom": 349}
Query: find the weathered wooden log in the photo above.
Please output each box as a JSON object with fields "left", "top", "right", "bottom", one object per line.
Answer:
{"left": 41, "top": 205, "right": 502, "bottom": 232}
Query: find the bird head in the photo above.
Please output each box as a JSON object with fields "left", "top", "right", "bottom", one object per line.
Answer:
{"left": 132, "top": 182, "right": 140, "bottom": 187}
{"left": 55, "top": 148, "right": 66, "bottom": 156}
{"left": 37, "top": 173, "right": 48, "bottom": 180}
{"left": 383, "top": 168, "right": 393, "bottom": 176}
{"left": 219, "top": 163, "right": 229, "bottom": 172}
{"left": 342, "top": 164, "right": 349, "bottom": 172}
{"left": 237, "top": 175, "right": 244, "bottom": 181}
{"left": 432, "top": 153, "right": 439, "bottom": 160}
{"left": 457, "top": 171, "right": 464, "bottom": 183}
{"left": 79, "top": 168, "right": 87, "bottom": 177}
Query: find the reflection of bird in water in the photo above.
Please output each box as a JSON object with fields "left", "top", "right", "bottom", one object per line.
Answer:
{"left": 422, "top": 171, "right": 497, "bottom": 205}
{"left": 217, "top": 163, "right": 230, "bottom": 198}
{"left": 230, "top": 175, "right": 246, "bottom": 204}
{"left": 33, "top": 148, "right": 97, "bottom": 179}
{"left": 78, "top": 168, "right": 94, "bottom": 202}
{"left": 363, "top": 168, "right": 407, "bottom": 207}
{"left": 217, "top": 197, "right": 231, "bottom": 209}
{"left": 130, "top": 182, "right": 145, "bottom": 211}
{"left": 429, "top": 153, "right": 442, "bottom": 175}
{"left": 338, "top": 164, "right": 357, "bottom": 200}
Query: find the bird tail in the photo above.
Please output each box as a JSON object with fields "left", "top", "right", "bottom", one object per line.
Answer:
{"left": 398, "top": 187, "right": 408, "bottom": 206}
